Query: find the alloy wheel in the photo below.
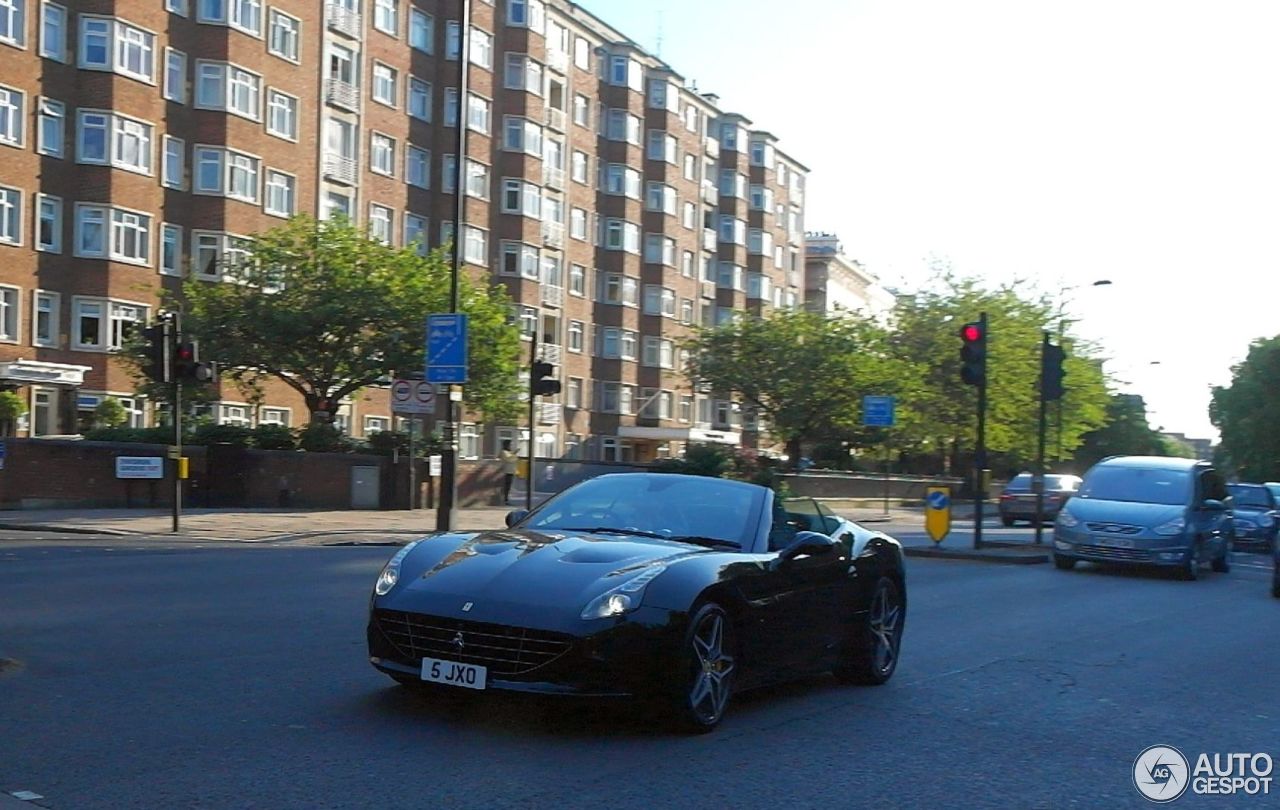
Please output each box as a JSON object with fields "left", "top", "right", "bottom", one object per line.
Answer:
{"left": 868, "top": 580, "right": 903, "bottom": 677}
{"left": 687, "top": 608, "right": 734, "bottom": 726}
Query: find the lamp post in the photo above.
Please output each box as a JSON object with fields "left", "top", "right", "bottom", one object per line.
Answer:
{"left": 1053, "top": 279, "right": 1112, "bottom": 462}
{"left": 436, "top": 0, "right": 472, "bottom": 533}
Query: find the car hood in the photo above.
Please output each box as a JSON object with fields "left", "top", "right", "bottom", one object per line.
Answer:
{"left": 376, "top": 528, "right": 707, "bottom": 625}
{"left": 1064, "top": 498, "right": 1184, "bottom": 527}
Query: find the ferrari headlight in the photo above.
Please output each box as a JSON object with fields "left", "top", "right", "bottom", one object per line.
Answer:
{"left": 1153, "top": 517, "right": 1186, "bottom": 536}
{"left": 1056, "top": 510, "right": 1079, "bottom": 528}
{"left": 580, "top": 565, "right": 665, "bottom": 619}
{"left": 374, "top": 540, "right": 421, "bottom": 597}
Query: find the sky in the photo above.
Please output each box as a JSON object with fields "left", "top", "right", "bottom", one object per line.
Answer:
{"left": 579, "top": 0, "right": 1280, "bottom": 439}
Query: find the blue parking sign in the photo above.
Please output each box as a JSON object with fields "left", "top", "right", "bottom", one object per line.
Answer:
{"left": 426, "top": 314, "right": 468, "bottom": 384}
{"left": 863, "top": 395, "right": 896, "bottom": 427}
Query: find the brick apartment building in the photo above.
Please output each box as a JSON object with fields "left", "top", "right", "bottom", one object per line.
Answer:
{"left": 0, "top": 0, "right": 808, "bottom": 463}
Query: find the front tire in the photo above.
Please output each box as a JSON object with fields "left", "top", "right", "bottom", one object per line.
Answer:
{"left": 834, "top": 576, "right": 904, "bottom": 686}
{"left": 1212, "top": 553, "right": 1230, "bottom": 573}
{"left": 1178, "top": 543, "right": 1201, "bottom": 581}
{"left": 671, "top": 603, "right": 735, "bottom": 733}
{"left": 1053, "top": 554, "right": 1076, "bottom": 571}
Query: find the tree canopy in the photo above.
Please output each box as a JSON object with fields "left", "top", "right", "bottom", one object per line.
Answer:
{"left": 1210, "top": 334, "right": 1280, "bottom": 481}
{"left": 175, "top": 216, "right": 522, "bottom": 423}
{"left": 1072, "top": 393, "right": 1172, "bottom": 470}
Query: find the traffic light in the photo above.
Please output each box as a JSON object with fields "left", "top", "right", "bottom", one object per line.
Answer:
{"left": 959, "top": 321, "right": 987, "bottom": 386}
{"left": 141, "top": 323, "right": 170, "bottom": 383}
{"left": 1041, "top": 341, "right": 1067, "bottom": 401}
{"left": 530, "top": 360, "right": 561, "bottom": 397}
{"left": 173, "top": 342, "right": 215, "bottom": 383}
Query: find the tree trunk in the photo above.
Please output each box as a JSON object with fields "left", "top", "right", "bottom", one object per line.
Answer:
{"left": 787, "top": 436, "right": 803, "bottom": 472}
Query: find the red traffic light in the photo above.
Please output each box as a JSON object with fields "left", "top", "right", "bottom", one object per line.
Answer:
{"left": 960, "top": 324, "right": 983, "bottom": 343}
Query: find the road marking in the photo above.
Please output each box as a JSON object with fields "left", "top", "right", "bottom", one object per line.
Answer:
{"left": 9, "top": 790, "right": 45, "bottom": 801}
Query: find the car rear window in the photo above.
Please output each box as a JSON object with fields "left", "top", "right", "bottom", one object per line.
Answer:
{"left": 1228, "top": 485, "right": 1273, "bottom": 508}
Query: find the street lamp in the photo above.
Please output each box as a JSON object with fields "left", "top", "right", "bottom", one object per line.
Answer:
{"left": 1053, "top": 279, "right": 1113, "bottom": 461}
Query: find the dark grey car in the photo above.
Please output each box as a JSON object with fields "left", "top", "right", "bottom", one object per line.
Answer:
{"left": 998, "top": 473, "right": 1082, "bottom": 526}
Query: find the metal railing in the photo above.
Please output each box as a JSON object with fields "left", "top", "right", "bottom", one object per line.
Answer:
{"left": 545, "top": 106, "right": 567, "bottom": 132}
{"left": 326, "top": 4, "right": 362, "bottom": 38}
{"left": 542, "top": 165, "right": 565, "bottom": 190}
{"left": 542, "top": 221, "right": 564, "bottom": 248}
{"left": 325, "top": 78, "right": 360, "bottom": 111}
{"left": 323, "top": 154, "right": 358, "bottom": 185}
{"left": 540, "top": 284, "right": 564, "bottom": 308}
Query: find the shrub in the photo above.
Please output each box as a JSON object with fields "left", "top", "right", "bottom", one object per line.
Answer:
{"left": 252, "top": 424, "right": 298, "bottom": 450}
{"left": 297, "top": 422, "right": 355, "bottom": 453}
{"left": 190, "top": 423, "right": 254, "bottom": 447}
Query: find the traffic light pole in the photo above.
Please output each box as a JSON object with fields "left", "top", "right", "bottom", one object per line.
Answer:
{"left": 170, "top": 315, "right": 182, "bottom": 534}
{"left": 973, "top": 311, "right": 988, "bottom": 550}
{"left": 1034, "top": 331, "right": 1050, "bottom": 545}
{"left": 526, "top": 325, "right": 538, "bottom": 512}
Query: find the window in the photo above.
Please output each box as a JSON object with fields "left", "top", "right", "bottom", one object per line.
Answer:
{"left": 643, "top": 285, "right": 677, "bottom": 317}
{"left": 409, "top": 8, "right": 432, "bottom": 52}
{"left": 0, "top": 285, "right": 17, "bottom": 341}
{"left": 266, "top": 90, "right": 297, "bottom": 140}
{"left": 748, "top": 229, "right": 774, "bottom": 256}
{"left": 195, "top": 61, "right": 260, "bottom": 120}
{"left": 749, "top": 184, "right": 774, "bottom": 211}
{"left": 642, "top": 235, "right": 675, "bottom": 266}
{"left": 504, "top": 53, "right": 543, "bottom": 95}
{"left": 604, "top": 109, "right": 641, "bottom": 144}
{"left": 267, "top": 9, "right": 299, "bottom": 61}
{"left": 74, "top": 205, "right": 151, "bottom": 265}
{"left": 0, "top": 0, "right": 22, "bottom": 46}
{"left": 507, "top": 0, "right": 545, "bottom": 30}
{"left": 607, "top": 55, "right": 642, "bottom": 90}
{"left": 499, "top": 241, "right": 539, "bottom": 279}
{"left": 40, "top": 2, "right": 67, "bottom": 60}
{"left": 191, "top": 231, "right": 250, "bottom": 279}
{"left": 572, "top": 93, "right": 589, "bottom": 127}
{"left": 718, "top": 215, "right": 746, "bottom": 245}
{"left": 646, "top": 130, "right": 677, "bottom": 163}
{"left": 75, "top": 111, "right": 153, "bottom": 175}
{"left": 445, "top": 20, "right": 460, "bottom": 60}
{"left": 35, "top": 194, "right": 60, "bottom": 252}
{"left": 372, "top": 63, "right": 397, "bottom": 107}
{"left": 462, "top": 23, "right": 492, "bottom": 68}
{"left": 466, "top": 94, "right": 490, "bottom": 134}
{"left": 441, "top": 154, "right": 456, "bottom": 193}
{"left": 602, "top": 220, "right": 640, "bottom": 254}
{"left": 569, "top": 208, "right": 587, "bottom": 241}
{"left": 597, "top": 272, "right": 638, "bottom": 306}
{"left": 717, "top": 261, "right": 744, "bottom": 291}
{"left": 571, "top": 150, "right": 588, "bottom": 184}
{"left": 368, "top": 204, "right": 393, "bottom": 245}
{"left": 260, "top": 407, "right": 289, "bottom": 427}
{"left": 264, "top": 170, "right": 294, "bottom": 217}
{"left": 565, "top": 320, "right": 584, "bottom": 353}
{"left": 573, "top": 35, "right": 590, "bottom": 69}
{"left": 406, "top": 146, "right": 429, "bottom": 188}
{"left": 79, "top": 16, "right": 155, "bottom": 83}
{"left": 162, "top": 136, "right": 184, "bottom": 188}
{"left": 502, "top": 116, "right": 543, "bottom": 156}
{"left": 645, "top": 183, "right": 676, "bottom": 215}
{"left": 407, "top": 77, "right": 431, "bottom": 120}
{"left": 228, "top": 0, "right": 261, "bottom": 35}
{"left": 0, "top": 185, "right": 17, "bottom": 246}
{"left": 160, "top": 223, "right": 182, "bottom": 275}
{"left": 465, "top": 161, "right": 490, "bottom": 199}
{"left": 0, "top": 85, "right": 22, "bottom": 147}
{"left": 167, "top": 0, "right": 189, "bottom": 14}
{"left": 601, "top": 164, "right": 641, "bottom": 198}
{"left": 443, "top": 87, "right": 458, "bottom": 126}
{"left": 36, "top": 97, "right": 62, "bottom": 157}
{"left": 33, "top": 290, "right": 58, "bottom": 347}
{"left": 463, "top": 226, "right": 487, "bottom": 265}
{"left": 163, "top": 49, "right": 187, "bottom": 103}
{"left": 373, "top": 0, "right": 398, "bottom": 35}
{"left": 193, "top": 146, "right": 259, "bottom": 203}
{"left": 569, "top": 264, "right": 585, "bottom": 296}
{"left": 500, "top": 179, "right": 541, "bottom": 217}
{"left": 404, "top": 214, "right": 426, "bottom": 255}
{"left": 370, "top": 132, "right": 395, "bottom": 175}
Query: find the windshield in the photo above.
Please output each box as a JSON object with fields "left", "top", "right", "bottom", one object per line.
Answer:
{"left": 1077, "top": 467, "right": 1191, "bottom": 506}
{"left": 1228, "top": 485, "right": 1273, "bottom": 509}
{"left": 517, "top": 474, "right": 764, "bottom": 548}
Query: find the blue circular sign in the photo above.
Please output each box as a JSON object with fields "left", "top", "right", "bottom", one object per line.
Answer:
{"left": 927, "top": 491, "right": 949, "bottom": 510}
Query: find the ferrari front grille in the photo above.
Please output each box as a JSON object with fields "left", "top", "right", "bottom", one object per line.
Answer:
{"left": 374, "top": 609, "right": 573, "bottom": 675}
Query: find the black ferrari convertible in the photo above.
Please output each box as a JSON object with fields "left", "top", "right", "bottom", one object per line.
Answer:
{"left": 367, "top": 472, "right": 906, "bottom": 731}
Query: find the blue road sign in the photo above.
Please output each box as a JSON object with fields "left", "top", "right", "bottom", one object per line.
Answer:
{"left": 863, "top": 395, "right": 896, "bottom": 427}
{"left": 425, "top": 313, "right": 469, "bottom": 384}
{"left": 927, "top": 490, "right": 950, "bottom": 510}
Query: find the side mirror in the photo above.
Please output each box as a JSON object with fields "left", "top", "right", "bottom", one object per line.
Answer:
{"left": 1200, "top": 499, "right": 1226, "bottom": 512}
{"left": 505, "top": 509, "right": 529, "bottom": 527}
{"left": 777, "top": 531, "right": 838, "bottom": 563}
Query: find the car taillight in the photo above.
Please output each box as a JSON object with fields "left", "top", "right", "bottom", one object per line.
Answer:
{"left": 1000, "top": 494, "right": 1012, "bottom": 500}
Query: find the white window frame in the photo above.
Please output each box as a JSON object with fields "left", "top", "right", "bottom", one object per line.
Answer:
{"left": 32, "top": 289, "right": 59, "bottom": 348}
{"left": 263, "top": 169, "right": 295, "bottom": 218}
{"left": 403, "top": 214, "right": 427, "bottom": 255}
{"left": 407, "top": 77, "right": 431, "bottom": 121}
{"left": 40, "top": 2, "right": 68, "bottom": 62}
{"left": 77, "top": 16, "right": 156, "bottom": 84}
{"left": 161, "top": 135, "right": 184, "bottom": 189}
{"left": 0, "top": 84, "right": 23, "bottom": 147}
{"left": 373, "top": 0, "right": 398, "bottom": 36}
{"left": 369, "top": 132, "right": 395, "bottom": 176}
{"left": 265, "top": 89, "right": 297, "bottom": 141}
{"left": 36, "top": 96, "right": 63, "bottom": 157}
{"left": 0, "top": 284, "right": 18, "bottom": 343}
{"left": 35, "top": 193, "right": 61, "bottom": 253}
{"left": 409, "top": 8, "right": 433, "bottom": 53}
{"left": 462, "top": 225, "right": 488, "bottom": 266}
{"left": 0, "top": 185, "right": 19, "bottom": 246}
{"left": 163, "top": 48, "right": 187, "bottom": 103}
{"left": 160, "top": 223, "right": 182, "bottom": 276}
{"left": 368, "top": 203, "right": 393, "bottom": 245}
{"left": 228, "top": 0, "right": 263, "bottom": 37}
{"left": 371, "top": 62, "right": 397, "bottom": 107}
{"left": 406, "top": 145, "right": 429, "bottom": 188}
{"left": 194, "top": 60, "right": 260, "bottom": 121}
{"left": 267, "top": 8, "right": 299, "bottom": 62}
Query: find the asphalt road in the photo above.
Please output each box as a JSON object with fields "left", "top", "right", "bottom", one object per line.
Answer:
{"left": 1, "top": 532, "right": 1276, "bottom": 809}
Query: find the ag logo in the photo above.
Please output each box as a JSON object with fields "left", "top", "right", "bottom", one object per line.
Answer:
{"left": 1133, "top": 745, "right": 1190, "bottom": 802}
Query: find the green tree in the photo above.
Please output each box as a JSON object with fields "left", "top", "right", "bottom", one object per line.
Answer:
{"left": 1072, "top": 393, "right": 1168, "bottom": 469}
{"left": 1210, "top": 335, "right": 1280, "bottom": 481}
{"left": 161, "top": 216, "right": 523, "bottom": 424}
{"left": 0, "top": 390, "right": 26, "bottom": 437}
{"left": 93, "top": 397, "right": 129, "bottom": 429}
{"left": 683, "top": 309, "right": 900, "bottom": 468}
{"left": 888, "top": 272, "right": 1109, "bottom": 469}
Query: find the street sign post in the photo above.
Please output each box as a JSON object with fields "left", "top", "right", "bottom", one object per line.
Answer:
{"left": 425, "top": 313, "right": 469, "bottom": 384}
{"left": 925, "top": 486, "right": 952, "bottom": 544}
{"left": 862, "top": 395, "right": 896, "bottom": 427}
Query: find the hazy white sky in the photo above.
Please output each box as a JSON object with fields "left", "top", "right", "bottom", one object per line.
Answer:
{"left": 581, "top": 0, "right": 1280, "bottom": 439}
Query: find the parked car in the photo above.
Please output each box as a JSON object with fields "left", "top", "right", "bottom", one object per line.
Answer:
{"left": 1052, "top": 456, "right": 1232, "bottom": 580}
{"left": 1226, "top": 483, "right": 1279, "bottom": 552}
{"left": 998, "top": 472, "right": 1082, "bottom": 526}
{"left": 367, "top": 473, "right": 907, "bottom": 732}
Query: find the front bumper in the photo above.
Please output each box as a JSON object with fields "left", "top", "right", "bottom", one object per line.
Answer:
{"left": 1052, "top": 526, "right": 1190, "bottom": 566}
{"left": 366, "top": 605, "right": 685, "bottom": 698}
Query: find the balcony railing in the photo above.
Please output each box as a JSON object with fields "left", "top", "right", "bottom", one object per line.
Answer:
{"left": 542, "top": 221, "right": 564, "bottom": 248}
{"left": 325, "top": 78, "right": 360, "bottom": 112}
{"left": 545, "top": 106, "right": 567, "bottom": 132}
{"left": 700, "top": 281, "right": 716, "bottom": 299}
{"left": 537, "top": 402, "right": 561, "bottom": 425}
{"left": 702, "top": 228, "right": 716, "bottom": 251}
{"left": 704, "top": 137, "right": 720, "bottom": 159}
{"left": 326, "top": 4, "right": 362, "bottom": 38}
{"left": 542, "top": 165, "right": 565, "bottom": 190}
{"left": 540, "top": 284, "right": 564, "bottom": 308}
{"left": 539, "top": 344, "right": 563, "bottom": 365}
{"left": 701, "top": 181, "right": 718, "bottom": 204}
{"left": 547, "top": 49, "right": 569, "bottom": 74}
{"left": 323, "top": 154, "right": 357, "bottom": 185}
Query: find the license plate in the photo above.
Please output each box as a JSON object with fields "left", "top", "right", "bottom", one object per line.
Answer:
{"left": 420, "top": 657, "right": 487, "bottom": 690}
{"left": 1094, "top": 535, "right": 1134, "bottom": 548}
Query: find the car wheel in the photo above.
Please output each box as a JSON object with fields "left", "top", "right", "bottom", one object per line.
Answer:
{"left": 1211, "top": 552, "right": 1230, "bottom": 573}
{"left": 1001, "top": 516, "right": 1015, "bottom": 527}
{"left": 672, "top": 603, "right": 735, "bottom": 733}
{"left": 1053, "top": 554, "right": 1076, "bottom": 571}
{"left": 834, "top": 576, "right": 904, "bottom": 686}
{"left": 1178, "top": 544, "right": 1201, "bottom": 581}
